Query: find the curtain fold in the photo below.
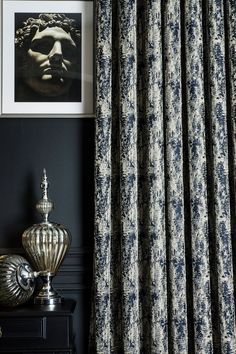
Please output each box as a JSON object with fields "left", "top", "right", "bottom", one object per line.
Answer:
{"left": 185, "top": 2, "right": 213, "bottom": 352}
{"left": 91, "top": 0, "right": 236, "bottom": 353}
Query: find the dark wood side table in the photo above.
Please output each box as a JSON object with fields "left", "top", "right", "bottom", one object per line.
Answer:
{"left": 0, "top": 298, "right": 76, "bottom": 354}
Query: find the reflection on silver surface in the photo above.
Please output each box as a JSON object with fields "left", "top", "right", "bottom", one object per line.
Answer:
{"left": 0, "top": 254, "right": 35, "bottom": 307}
{"left": 22, "top": 169, "right": 71, "bottom": 305}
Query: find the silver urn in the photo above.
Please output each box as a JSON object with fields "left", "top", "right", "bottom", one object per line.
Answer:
{"left": 0, "top": 254, "right": 35, "bottom": 307}
{"left": 22, "top": 169, "right": 71, "bottom": 305}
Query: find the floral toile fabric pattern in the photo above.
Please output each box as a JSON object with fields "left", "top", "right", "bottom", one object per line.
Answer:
{"left": 90, "top": 0, "right": 236, "bottom": 353}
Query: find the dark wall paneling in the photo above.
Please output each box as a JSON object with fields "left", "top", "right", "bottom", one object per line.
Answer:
{"left": 55, "top": 247, "right": 93, "bottom": 292}
{"left": 0, "top": 118, "right": 94, "bottom": 354}
{"left": 55, "top": 247, "right": 93, "bottom": 354}
{"left": 0, "top": 118, "right": 94, "bottom": 249}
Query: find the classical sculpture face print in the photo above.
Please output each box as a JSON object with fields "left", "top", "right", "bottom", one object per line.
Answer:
{"left": 25, "top": 26, "right": 78, "bottom": 96}
{"left": 15, "top": 13, "right": 81, "bottom": 102}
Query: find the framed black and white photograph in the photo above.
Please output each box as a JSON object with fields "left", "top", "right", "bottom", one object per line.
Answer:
{"left": 0, "top": 0, "right": 94, "bottom": 117}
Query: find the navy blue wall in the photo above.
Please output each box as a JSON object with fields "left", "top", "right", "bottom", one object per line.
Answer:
{"left": 0, "top": 118, "right": 95, "bottom": 353}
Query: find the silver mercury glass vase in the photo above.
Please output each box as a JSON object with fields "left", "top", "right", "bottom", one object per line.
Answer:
{"left": 0, "top": 254, "right": 35, "bottom": 307}
{"left": 22, "top": 169, "right": 71, "bottom": 305}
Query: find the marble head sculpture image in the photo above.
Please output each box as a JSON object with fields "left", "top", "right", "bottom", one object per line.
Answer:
{"left": 15, "top": 13, "right": 81, "bottom": 102}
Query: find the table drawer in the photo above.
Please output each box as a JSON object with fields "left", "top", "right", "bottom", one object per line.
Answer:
{"left": 0, "top": 317, "right": 46, "bottom": 339}
{"left": 0, "top": 316, "right": 70, "bottom": 350}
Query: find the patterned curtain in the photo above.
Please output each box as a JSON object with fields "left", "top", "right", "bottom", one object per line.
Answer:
{"left": 90, "top": 0, "right": 236, "bottom": 353}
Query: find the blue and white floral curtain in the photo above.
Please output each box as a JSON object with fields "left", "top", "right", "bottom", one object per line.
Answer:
{"left": 90, "top": 0, "right": 236, "bottom": 353}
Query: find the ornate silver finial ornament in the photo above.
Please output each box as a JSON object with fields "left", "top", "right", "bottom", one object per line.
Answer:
{"left": 36, "top": 169, "right": 54, "bottom": 223}
{"left": 22, "top": 169, "right": 71, "bottom": 305}
{"left": 0, "top": 255, "right": 35, "bottom": 307}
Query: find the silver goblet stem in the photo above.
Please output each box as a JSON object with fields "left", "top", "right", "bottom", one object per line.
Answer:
{"left": 34, "top": 271, "right": 61, "bottom": 305}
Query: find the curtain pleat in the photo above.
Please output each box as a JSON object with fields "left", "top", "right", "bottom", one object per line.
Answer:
{"left": 163, "top": 1, "right": 188, "bottom": 352}
{"left": 91, "top": 1, "right": 236, "bottom": 353}
{"left": 207, "top": 0, "right": 235, "bottom": 352}
{"left": 137, "top": 1, "right": 167, "bottom": 352}
{"left": 185, "top": 1, "right": 213, "bottom": 353}
{"left": 118, "top": 0, "right": 139, "bottom": 351}
{"left": 94, "top": 0, "right": 112, "bottom": 351}
{"left": 227, "top": 5, "right": 236, "bottom": 344}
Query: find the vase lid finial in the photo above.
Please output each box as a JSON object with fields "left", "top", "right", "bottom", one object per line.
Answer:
{"left": 36, "top": 169, "right": 54, "bottom": 223}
